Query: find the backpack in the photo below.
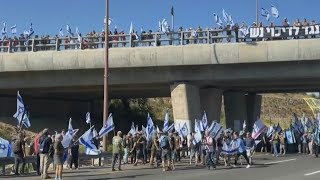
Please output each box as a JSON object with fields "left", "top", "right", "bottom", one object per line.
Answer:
{"left": 39, "top": 137, "right": 50, "bottom": 153}
{"left": 160, "top": 135, "right": 169, "bottom": 149}
{"left": 12, "top": 138, "right": 22, "bottom": 153}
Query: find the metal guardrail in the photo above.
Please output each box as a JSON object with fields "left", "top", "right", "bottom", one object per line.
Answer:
{"left": 0, "top": 27, "right": 320, "bottom": 53}
{"left": 0, "top": 152, "right": 112, "bottom": 175}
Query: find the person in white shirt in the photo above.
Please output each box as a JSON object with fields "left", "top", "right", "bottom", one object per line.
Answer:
{"left": 205, "top": 131, "right": 216, "bottom": 170}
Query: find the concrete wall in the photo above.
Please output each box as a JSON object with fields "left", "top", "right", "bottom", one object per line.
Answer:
{"left": 1, "top": 39, "right": 320, "bottom": 72}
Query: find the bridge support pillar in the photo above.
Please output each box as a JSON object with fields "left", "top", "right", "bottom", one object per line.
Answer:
{"left": 170, "top": 82, "right": 201, "bottom": 132}
{"left": 224, "top": 92, "right": 262, "bottom": 132}
{"left": 246, "top": 93, "right": 262, "bottom": 132}
{"left": 199, "top": 88, "right": 223, "bottom": 124}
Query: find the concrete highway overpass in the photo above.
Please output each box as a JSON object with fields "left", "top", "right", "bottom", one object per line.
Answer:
{"left": 1, "top": 38, "right": 320, "bottom": 131}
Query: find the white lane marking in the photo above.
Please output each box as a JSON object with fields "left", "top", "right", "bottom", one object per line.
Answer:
{"left": 263, "top": 159, "right": 296, "bottom": 165}
{"left": 305, "top": 170, "right": 320, "bottom": 176}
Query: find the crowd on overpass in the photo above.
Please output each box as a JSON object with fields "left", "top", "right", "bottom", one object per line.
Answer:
{"left": 0, "top": 17, "right": 319, "bottom": 53}
{"left": 2, "top": 112, "right": 320, "bottom": 179}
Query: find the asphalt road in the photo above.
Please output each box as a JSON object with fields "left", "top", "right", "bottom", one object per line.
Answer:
{"left": 3, "top": 154, "right": 320, "bottom": 180}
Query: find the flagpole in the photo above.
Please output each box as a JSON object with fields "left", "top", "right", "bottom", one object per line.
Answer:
{"left": 256, "top": 0, "right": 259, "bottom": 23}
{"left": 102, "top": 0, "right": 109, "bottom": 152}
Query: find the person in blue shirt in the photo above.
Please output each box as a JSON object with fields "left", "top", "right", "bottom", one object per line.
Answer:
{"left": 233, "top": 132, "right": 251, "bottom": 168}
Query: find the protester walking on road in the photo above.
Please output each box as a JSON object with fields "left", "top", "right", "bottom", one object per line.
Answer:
{"left": 234, "top": 132, "right": 251, "bottom": 168}
{"left": 205, "top": 131, "right": 216, "bottom": 170}
{"left": 39, "top": 129, "right": 53, "bottom": 179}
{"left": 12, "top": 131, "right": 26, "bottom": 175}
{"left": 53, "top": 134, "right": 64, "bottom": 180}
{"left": 160, "top": 131, "right": 172, "bottom": 171}
{"left": 112, "top": 131, "right": 123, "bottom": 171}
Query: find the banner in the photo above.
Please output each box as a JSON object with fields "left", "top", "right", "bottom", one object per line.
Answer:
{"left": 249, "top": 25, "right": 320, "bottom": 39}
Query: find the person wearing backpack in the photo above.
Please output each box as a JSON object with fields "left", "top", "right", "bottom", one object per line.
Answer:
{"left": 12, "top": 132, "right": 26, "bottom": 175}
{"left": 39, "top": 129, "right": 53, "bottom": 179}
{"left": 160, "top": 131, "right": 171, "bottom": 171}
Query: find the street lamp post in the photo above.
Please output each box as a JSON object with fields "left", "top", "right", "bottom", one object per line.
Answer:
{"left": 103, "top": 0, "right": 109, "bottom": 152}
{"left": 256, "top": 0, "right": 259, "bottom": 24}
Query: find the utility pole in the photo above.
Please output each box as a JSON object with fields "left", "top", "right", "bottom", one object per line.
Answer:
{"left": 256, "top": 0, "right": 259, "bottom": 23}
{"left": 103, "top": 0, "right": 109, "bottom": 152}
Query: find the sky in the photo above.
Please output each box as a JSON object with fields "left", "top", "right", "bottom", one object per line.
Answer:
{"left": 1, "top": 0, "right": 320, "bottom": 36}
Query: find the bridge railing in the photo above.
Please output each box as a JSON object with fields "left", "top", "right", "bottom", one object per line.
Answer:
{"left": 0, "top": 27, "right": 319, "bottom": 53}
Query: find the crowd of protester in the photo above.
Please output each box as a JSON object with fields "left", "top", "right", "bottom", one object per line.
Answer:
{"left": 0, "top": 18, "right": 319, "bottom": 53}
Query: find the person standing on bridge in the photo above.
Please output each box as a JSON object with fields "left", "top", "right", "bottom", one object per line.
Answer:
{"left": 112, "top": 131, "right": 123, "bottom": 171}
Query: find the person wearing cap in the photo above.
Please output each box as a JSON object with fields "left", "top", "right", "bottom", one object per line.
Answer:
{"left": 39, "top": 129, "right": 53, "bottom": 179}
{"left": 112, "top": 131, "right": 123, "bottom": 171}
{"left": 53, "top": 134, "right": 64, "bottom": 180}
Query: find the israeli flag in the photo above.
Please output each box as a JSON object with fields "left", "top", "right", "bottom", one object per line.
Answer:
{"left": 222, "top": 9, "right": 230, "bottom": 24}
{"left": 252, "top": 118, "right": 266, "bottom": 139}
{"left": 271, "top": 5, "right": 279, "bottom": 18}
{"left": 243, "top": 120, "right": 247, "bottom": 131}
{"left": 59, "top": 28, "right": 63, "bottom": 37}
{"left": 285, "top": 129, "right": 296, "bottom": 144}
{"left": 128, "top": 122, "right": 136, "bottom": 135}
{"left": 214, "top": 13, "right": 223, "bottom": 27}
{"left": 92, "top": 128, "right": 98, "bottom": 138}
{"left": 201, "top": 111, "right": 208, "bottom": 130}
{"left": 305, "top": 118, "right": 313, "bottom": 130}
{"left": 62, "top": 118, "right": 79, "bottom": 148}
{"left": 161, "top": 19, "right": 169, "bottom": 33}
{"left": 267, "top": 125, "right": 275, "bottom": 138}
{"left": 129, "top": 22, "right": 134, "bottom": 34}
{"left": 98, "top": 113, "right": 115, "bottom": 138}
{"left": 66, "top": 24, "right": 72, "bottom": 34}
{"left": 228, "top": 15, "right": 234, "bottom": 27}
{"left": 86, "top": 112, "right": 91, "bottom": 124}
{"left": 207, "top": 121, "right": 223, "bottom": 140}
{"left": 275, "top": 122, "right": 282, "bottom": 133}
{"left": 195, "top": 119, "right": 204, "bottom": 132}
{"left": 146, "top": 113, "right": 154, "bottom": 140}
{"left": 11, "top": 24, "right": 17, "bottom": 34}
{"left": 13, "top": 91, "right": 26, "bottom": 125}
{"left": 108, "top": 18, "right": 113, "bottom": 26}
{"left": 193, "top": 129, "right": 202, "bottom": 145}
{"left": 1, "top": 22, "right": 7, "bottom": 36}
{"left": 167, "top": 123, "right": 175, "bottom": 133}
{"left": 163, "top": 111, "right": 169, "bottom": 131}
{"left": 222, "top": 140, "right": 239, "bottom": 155}
{"left": 79, "top": 127, "right": 100, "bottom": 155}
{"left": 261, "top": 8, "right": 270, "bottom": 21}
{"left": 0, "top": 137, "right": 12, "bottom": 158}
{"left": 28, "top": 23, "right": 34, "bottom": 37}
{"left": 21, "top": 113, "right": 31, "bottom": 129}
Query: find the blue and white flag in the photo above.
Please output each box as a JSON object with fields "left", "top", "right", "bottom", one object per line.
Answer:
{"left": 194, "top": 119, "right": 202, "bottom": 133}
{"left": 163, "top": 111, "right": 169, "bottom": 131}
{"left": 167, "top": 123, "right": 175, "bottom": 133}
{"left": 243, "top": 120, "right": 247, "bottom": 131}
{"left": 213, "top": 13, "right": 223, "bottom": 27}
{"left": 66, "top": 24, "right": 72, "bottom": 34}
{"left": 146, "top": 113, "right": 154, "bottom": 139}
{"left": 261, "top": 8, "right": 270, "bottom": 21}
{"left": 178, "top": 122, "right": 189, "bottom": 138}
{"left": 305, "top": 118, "right": 313, "bottom": 130}
{"left": 62, "top": 118, "right": 79, "bottom": 148}
{"left": 314, "top": 124, "right": 320, "bottom": 145}
{"left": 59, "top": 28, "right": 63, "bottom": 37}
{"left": 292, "top": 114, "right": 304, "bottom": 133}
{"left": 11, "top": 24, "right": 17, "bottom": 34}
{"left": 252, "top": 118, "right": 266, "bottom": 139}
{"left": 193, "top": 129, "right": 202, "bottom": 145}
{"left": 161, "top": 19, "right": 169, "bottom": 33}
{"left": 275, "top": 122, "right": 282, "bottom": 133}
{"left": 271, "top": 5, "right": 279, "bottom": 18}
{"left": 0, "top": 137, "right": 12, "bottom": 158}
{"left": 13, "top": 91, "right": 28, "bottom": 127}
{"left": 86, "top": 112, "right": 91, "bottom": 124}
{"left": 201, "top": 111, "right": 208, "bottom": 130}
{"left": 108, "top": 18, "right": 113, "bottom": 26}
{"left": 129, "top": 22, "right": 134, "bottom": 34}
{"left": 28, "top": 23, "right": 34, "bottom": 37}
{"left": 98, "top": 113, "right": 115, "bottom": 138}
{"left": 222, "top": 140, "right": 239, "bottom": 155}
{"left": 285, "top": 129, "right": 296, "bottom": 144}
{"left": 267, "top": 125, "right": 275, "bottom": 138}
{"left": 128, "top": 122, "right": 136, "bottom": 135}
{"left": 228, "top": 15, "right": 234, "bottom": 26}
{"left": 1, "top": 22, "right": 7, "bottom": 37}
{"left": 222, "top": 9, "right": 230, "bottom": 24}
{"left": 207, "top": 121, "right": 223, "bottom": 140}
{"left": 79, "top": 127, "right": 100, "bottom": 155}
{"left": 21, "top": 113, "right": 31, "bottom": 129}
